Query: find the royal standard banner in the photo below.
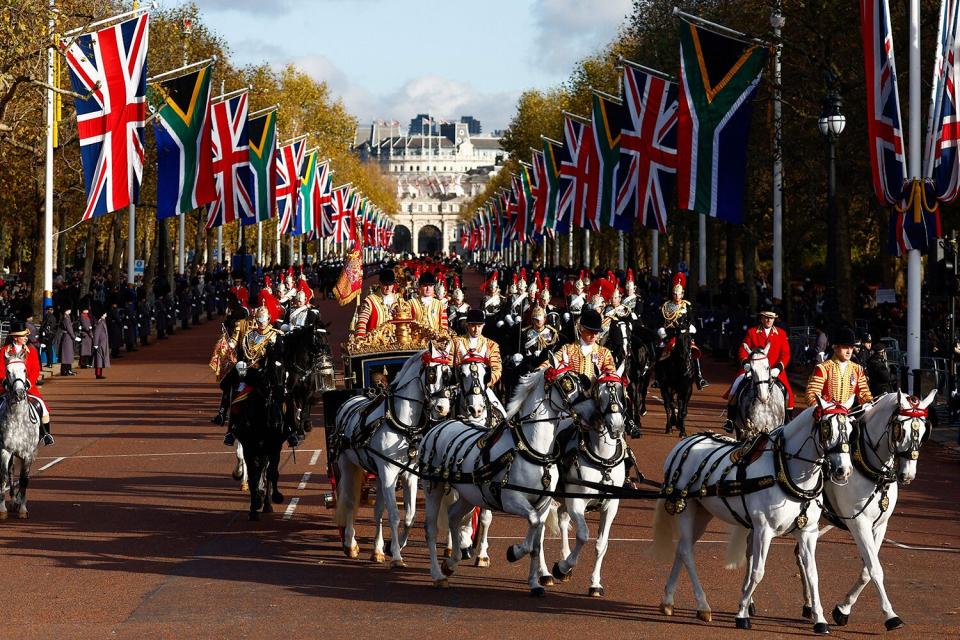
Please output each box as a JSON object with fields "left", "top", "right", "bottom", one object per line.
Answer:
{"left": 676, "top": 18, "right": 767, "bottom": 223}
{"left": 246, "top": 110, "right": 277, "bottom": 224}
{"left": 152, "top": 65, "right": 216, "bottom": 220}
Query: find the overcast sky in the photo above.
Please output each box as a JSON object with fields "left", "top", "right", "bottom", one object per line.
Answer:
{"left": 171, "top": 0, "right": 632, "bottom": 131}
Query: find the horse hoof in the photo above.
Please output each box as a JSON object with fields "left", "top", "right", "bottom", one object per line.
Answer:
{"left": 735, "top": 617, "right": 751, "bottom": 630}
{"left": 801, "top": 605, "right": 812, "bottom": 620}
{"left": 832, "top": 606, "right": 848, "bottom": 626}
{"left": 460, "top": 546, "right": 473, "bottom": 561}
{"left": 390, "top": 559, "right": 406, "bottom": 570}
{"left": 474, "top": 556, "right": 490, "bottom": 568}
{"left": 231, "top": 464, "right": 244, "bottom": 480}
{"left": 884, "top": 616, "right": 904, "bottom": 631}
{"left": 539, "top": 575, "right": 555, "bottom": 587}
{"left": 678, "top": 431, "right": 687, "bottom": 439}
{"left": 15, "top": 511, "right": 27, "bottom": 520}
{"left": 749, "top": 602, "right": 757, "bottom": 617}
{"left": 641, "top": 408, "right": 648, "bottom": 416}
{"left": 551, "top": 561, "right": 569, "bottom": 581}
{"left": 240, "top": 482, "right": 249, "bottom": 493}
{"left": 343, "top": 544, "right": 360, "bottom": 559}
{"left": 588, "top": 586, "right": 605, "bottom": 598}
{"left": 370, "top": 551, "right": 385, "bottom": 563}
{"left": 272, "top": 491, "right": 284, "bottom": 504}
{"left": 696, "top": 609, "right": 712, "bottom": 622}
{"left": 506, "top": 545, "right": 521, "bottom": 563}
{"left": 530, "top": 587, "right": 546, "bottom": 598}
{"left": 433, "top": 578, "right": 449, "bottom": 589}
{"left": 813, "top": 622, "right": 830, "bottom": 635}
{"left": 659, "top": 603, "right": 673, "bottom": 616}
{"left": 442, "top": 548, "right": 452, "bottom": 558}
{"left": 441, "top": 560, "right": 455, "bottom": 577}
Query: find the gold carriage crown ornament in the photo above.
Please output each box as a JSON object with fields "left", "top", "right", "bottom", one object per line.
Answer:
{"left": 343, "top": 296, "right": 452, "bottom": 356}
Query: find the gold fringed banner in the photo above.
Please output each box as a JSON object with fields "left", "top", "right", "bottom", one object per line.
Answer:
{"left": 334, "top": 248, "right": 363, "bottom": 306}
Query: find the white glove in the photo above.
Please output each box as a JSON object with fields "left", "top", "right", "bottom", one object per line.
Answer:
{"left": 657, "top": 327, "right": 667, "bottom": 339}
{"left": 511, "top": 353, "right": 523, "bottom": 365}
{"left": 770, "top": 367, "right": 781, "bottom": 378}
{"left": 563, "top": 312, "right": 571, "bottom": 322}
{"left": 496, "top": 320, "right": 505, "bottom": 328}
{"left": 75, "top": 337, "right": 81, "bottom": 342}
{"left": 688, "top": 324, "right": 697, "bottom": 334}
{"left": 505, "top": 315, "right": 515, "bottom": 327}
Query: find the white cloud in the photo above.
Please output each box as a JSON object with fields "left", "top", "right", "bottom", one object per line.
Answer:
{"left": 291, "top": 56, "right": 520, "bottom": 132}
{"left": 195, "top": 0, "right": 294, "bottom": 15}
{"left": 530, "top": 0, "right": 632, "bottom": 72}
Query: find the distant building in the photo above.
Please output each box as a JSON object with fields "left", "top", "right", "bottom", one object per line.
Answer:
{"left": 353, "top": 117, "right": 507, "bottom": 254}
{"left": 460, "top": 116, "right": 481, "bottom": 135}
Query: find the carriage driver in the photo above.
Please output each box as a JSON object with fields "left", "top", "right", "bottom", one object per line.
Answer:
{"left": 354, "top": 268, "right": 397, "bottom": 338}
{"left": 411, "top": 271, "right": 448, "bottom": 331}
{"left": 805, "top": 326, "right": 873, "bottom": 407}
{"left": 452, "top": 309, "right": 506, "bottom": 419}
{"left": 0, "top": 321, "right": 54, "bottom": 446}
{"left": 221, "top": 291, "right": 290, "bottom": 447}
{"left": 549, "top": 308, "right": 616, "bottom": 380}
{"left": 656, "top": 272, "right": 708, "bottom": 390}
{"left": 723, "top": 310, "right": 795, "bottom": 432}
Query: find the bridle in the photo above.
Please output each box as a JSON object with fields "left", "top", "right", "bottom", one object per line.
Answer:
{"left": 592, "top": 373, "right": 627, "bottom": 439}
{"left": 857, "top": 398, "right": 930, "bottom": 476}
{"left": 2, "top": 358, "right": 30, "bottom": 401}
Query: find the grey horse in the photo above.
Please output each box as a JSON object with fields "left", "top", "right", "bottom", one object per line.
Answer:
{"left": 0, "top": 357, "right": 41, "bottom": 519}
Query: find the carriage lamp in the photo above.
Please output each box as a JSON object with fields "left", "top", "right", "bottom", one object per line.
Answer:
{"left": 236, "top": 360, "right": 248, "bottom": 380}
{"left": 319, "top": 355, "right": 336, "bottom": 391}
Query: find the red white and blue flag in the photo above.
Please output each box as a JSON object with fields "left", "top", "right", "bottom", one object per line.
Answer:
{"left": 326, "top": 185, "right": 356, "bottom": 243}
{"left": 926, "top": 0, "right": 960, "bottom": 204}
{"left": 61, "top": 14, "right": 149, "bottom": 221}
{"left": 861, "top": 0, "right": 908, "bottom": 206}
{"left": 276, "top": 139, "right": 305, "bottom": 235}
{"left": 616, "top": 62, "right": 678, "bottom": 233}
{"left": 557, "top": 114, "right": 600, "bottom": 231}
{"left": 207, "top": 92, "right": 254, "bottom": 229}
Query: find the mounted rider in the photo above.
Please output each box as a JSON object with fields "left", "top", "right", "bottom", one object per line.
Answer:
{"left": 622, "top": 268, "right": 639, "bottom": 315}
{"left": 517, "top": 304, "right": 558, "bottom": 371}
{"left": 481, "top": 270, "right": 503, "bottom": 319}
{"left": 805, "top": 326, "right": 873, "bottom": 406}
{"left": 354, "top": 268, "right": 398, "bottom": 339}
{"left": 0, "top": 321, "right": 54, "bottom": 446}
{"left": 550, "top": 308, "right": 616, "bottom": 380}
{"left": 229, "top": 273, "right": 250, "bottom": 310}
{"left": 447, "top": 276, "right": 470, "bottom": 335}
{"left": 565, "top": 270, "right": 587, "bottom": 321}
{"left": 452, "top": 309, "right": 506, "bottom": 421}
{"left": 410, "top": 271, "right": 448, "bottom": 331}
{"left": 286, "top": 277, "right": 319, "bottom": 328}
{"left": 724, "top": 309, "right": 795, "bottom": 432}
{"left": 222, "top": 289, "right": 286, "bottom": 447}
{"left": 656, "top": 272, "right": 708, "bottom": 390}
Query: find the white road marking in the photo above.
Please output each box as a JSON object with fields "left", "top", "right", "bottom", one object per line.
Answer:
{"left": 309, "top": 449, "right": 322, "bottom": 466}
{"left": 38, "top": 457, "right": 65, "bottom": 472}
{"left": 34, "top": 448, "right": 323, "bottom": 462}
{"left": 283, "top": 498, "right": 300, "bottom": 520}
{"left": 297, "top": 472, "right": 312, "bottom": 490}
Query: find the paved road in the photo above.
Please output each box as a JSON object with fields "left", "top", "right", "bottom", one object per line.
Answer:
{"left": 11, "top": 270, "right": 960, "bottom": 638}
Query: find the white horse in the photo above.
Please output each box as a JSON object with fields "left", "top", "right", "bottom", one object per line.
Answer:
{"left": 233, "top": 441, "right": 249, "bottom": 492}
{"left": 797, "top": 390, "right": 935, "bottom": 631}
{"left": 333, "top": 342, "right": 452, "bottom": 568}
{"left": 420, "top": 355, "right": 596, "bottom": 594}
{"left": 0, "top": 355, "right": 41, "bottom": 519}
{"left": 733, "top": 344, "right": 786, "bottom": 440}
{"left": 652, "top": 396, "right": 855, "bottom": 634}
{"left": 552, "top": 364, "right": 629, "bottom": 597}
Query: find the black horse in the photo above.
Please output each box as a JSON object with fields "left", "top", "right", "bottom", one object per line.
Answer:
{"left": 279, "top": 316, "right": 331, "bottom": 441}
{"left": 654, "top": 327, "right": 694, "bottom": 438}
{"left": 230, "top": 340, "right": 287, "bottom": 520}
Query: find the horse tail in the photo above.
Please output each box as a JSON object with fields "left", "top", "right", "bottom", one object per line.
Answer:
{"left": 545, "top": 500, "right": 560, "bottom": 537}
{"left": 334, "top": 464, "right": 365, "bottom": 528}
{"left": 724, "top": 524, "right": 749, "bottom": 570}
{"left": 650, "top": 499, "right": 677, "bottom": 561}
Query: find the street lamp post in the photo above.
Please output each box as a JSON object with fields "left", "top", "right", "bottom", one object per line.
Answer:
{"left": 819, "top": 91, "right": 845, "bottom": 321}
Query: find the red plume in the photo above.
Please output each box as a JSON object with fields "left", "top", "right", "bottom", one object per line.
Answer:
{"left": 481, "top": 270, "right": 498, "bottom": 294}
{"left": 627, "top": 268, "right": 635, "bottom": 283}
{"left": 298, "top": 278, "right": 313, "bottom": 300}
{"left": 263, "top": 274, "right": 272, "bottom": 290}
{"left": 543, "top": 277, "right": 550, "bottom": 293}
{"left": 258, "top": 289, "right": 283, "bottom": 324}
{"left": 672, "top": 272, "right": 687, "bottom": 290}
{"left": 286, "top": 266, "right": 294, "bottom": 279}
{"left": 534, "top": 272, "right": 542, "bottom": 291}
{"left": 589, "top": 278, "right": 615, "bottom": 302}
{"left": 519, "top": 267, "right": 527, "bottom": 283}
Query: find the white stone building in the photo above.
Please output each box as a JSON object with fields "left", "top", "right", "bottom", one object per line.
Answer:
{"left": 353, "top": 118, "right": 507, "bottom": 254}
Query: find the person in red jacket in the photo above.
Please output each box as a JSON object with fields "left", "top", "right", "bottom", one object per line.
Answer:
{"left": 724, "top": 310, "right": 794, "bottom": 432}
{"left": 1, "top": 321, "right": 54, "bottom": 445}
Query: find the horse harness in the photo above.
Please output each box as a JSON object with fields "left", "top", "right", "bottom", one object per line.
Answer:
{"left": 820, "top": 399, "right": 930, "bottom": 530}
{"left": 661, "top": 406, "right": 851, "bottom": 531}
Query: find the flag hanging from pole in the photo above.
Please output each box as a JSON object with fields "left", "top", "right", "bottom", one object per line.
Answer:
{"left": 247, "top": 110, "right": 277, "bottom": 224}
{"left": 207, "top": 92, "right": 253, "bottom": 229}
{"left": 152, "top": 65, "right": 216, "bottom": 220}
{"left": 61, "top": 13, "right": 150, "bottom": 220}
{"left": 616, "top": 62, "right": 678, "bottom": 233}
{"left": 676, "top": 17, "right": 767, "bottom": 223}
{"left": 334, "top": 247, "right": 364, "bottom": 305}
{"left": 276, "top": 139, "right": 305, "bottom": 234}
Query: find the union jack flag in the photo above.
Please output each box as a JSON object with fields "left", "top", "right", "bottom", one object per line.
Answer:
{"left": 926, "top": 0, "right": 960, "bottom": 204}
{"left": 616, "top": 63, "right": 678, "bottom": 233}
{"left": 557, "top": 114, "right": 600, "bottom": 230}
{"left": 326, "top": 185, "right": 356, "bottom": 243}
{"left": 207, "top": 92, "right": 254, "bottom": 229}
{"left": 61, "top": 14, "right": 149, "bottom": 220}
{"left": 861, "top": 0, "right": 907, "bottom": 206}
{"left": 276, "top": 140, "right": 305, "bottom": 234}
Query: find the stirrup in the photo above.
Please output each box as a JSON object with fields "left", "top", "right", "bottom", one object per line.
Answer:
{"left": 286, "top": 433, "right": 300, "bottom": 448}
{"left": 697, "top": 378, "right": 708, "bottom": 390}
{"left": 41, "top": 433, "right": 55, "bottom": 446}
{"left": 723, "top": 420, "right": 735, "bottom": 434}
{"left": 223, "top": 432, "right": 235, "bottom": 446}
{"left": 211, "top": 410, "right": 225, "bottom": 425}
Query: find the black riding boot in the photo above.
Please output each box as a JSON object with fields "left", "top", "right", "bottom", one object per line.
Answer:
{"left": 693, "top": 358, "right": 708, "bottom": 390}
{"left": 211, "top": 391, "right": 229, "bottom": 425}
{"left": 724, "top": 403, "right": 738, "bottom": 434}
{"left": 785, "top": 407, "right": 794, "bottom": 422}
{"left": 41, "top": 421, "right": 54, "bottom": 446}
{"left": 223, "top": 425, "right": 235, "bottom": 446}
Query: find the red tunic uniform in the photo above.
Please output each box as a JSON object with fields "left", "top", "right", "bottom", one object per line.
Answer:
{"left": 0, "top": 344, "right": 43, "bottom": 401}
{"left": 736, "top": 325, "right": 794, "bottom": 408}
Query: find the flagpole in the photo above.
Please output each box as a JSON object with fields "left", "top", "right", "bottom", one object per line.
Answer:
{"left": 584, "top": 229, "right": 591, "bottom": 268}
{"left": 618, "top": 231, "right": 625, "bottom": 271}
{"left": 217, "top": 226, "right": 222, "bottom": 266}
{"left": 257, "top": 222, "right": 262, "bottom": 266}
{"left": 177, "top": 25, "right": 189, "bottom": 277}
{"left": 567, "top": 232, "right": 573, "bottom": 268}
{"left": 907, "top": 0, "right": 921, "bottom": 376}
{"left": 652, "top": 229, "right": 660, "bottom": 274}
{"left": 275, "top": 220, "right": 281, "bottom": 266}
{"left": 698, "top": 214, "right": 707, "bottom": 288}
{"left": 127, "top": 203, "right": 136, "bottom": 285}
{"left": 553, "top": 235, "right": 560, "bottom": 267}
{"left": 43, "top": 0, "right": 54, "bottom": 309}
{"left": 771, "top": 1, "right": 784, "bottom": 303}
